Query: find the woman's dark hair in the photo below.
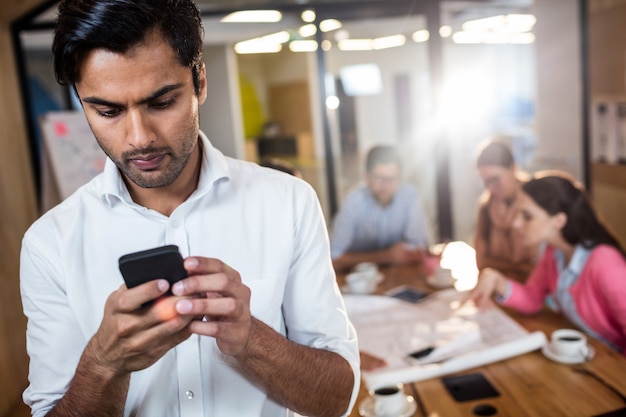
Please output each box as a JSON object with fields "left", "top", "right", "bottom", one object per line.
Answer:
{"left": 366, "top": 145, "right": 401, "bottom": 173}
{"left": 476, "top": 139, "right": 514, "bottom": 168}
{"left": 522, "top": 172, "right": 624, "bottom": 256}
{"left": 53, "top": 0, "right": 204, "bottom": 94}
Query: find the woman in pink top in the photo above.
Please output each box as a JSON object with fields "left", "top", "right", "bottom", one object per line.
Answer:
{"left": 470, "top": 172, "right": 626, "bottom": 355}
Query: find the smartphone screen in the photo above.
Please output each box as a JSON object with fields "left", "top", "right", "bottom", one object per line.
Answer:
{"left": 385, "top": 286, "right": 430, "bottom": 304}
{"left": 118, "top": 245, "right": 188, "bottom": 293}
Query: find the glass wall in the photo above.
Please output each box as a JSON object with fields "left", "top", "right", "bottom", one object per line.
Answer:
{"left": 16, "top": 0, "right": 584, "bottom": 244}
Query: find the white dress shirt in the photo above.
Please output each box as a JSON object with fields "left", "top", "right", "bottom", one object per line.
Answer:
{"left": 21, "top": 132, "right": 360, "bottom": 417}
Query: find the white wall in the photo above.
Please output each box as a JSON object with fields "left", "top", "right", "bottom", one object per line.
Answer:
{"left": 532, "top": 0, "right": 583, "bottom": 180}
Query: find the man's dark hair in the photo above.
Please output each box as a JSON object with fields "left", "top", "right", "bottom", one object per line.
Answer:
{"left": 53, "top": 0, "right": 204, "bottom": 94}
{"left": 365, "top": 145, "right": 401, "bottom": 173}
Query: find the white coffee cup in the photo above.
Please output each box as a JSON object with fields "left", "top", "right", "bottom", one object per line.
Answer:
{"left": 371, "top": 383, "right": 405, "bottom": 415}
{"left": 550, "top": 329, "right": 589, "bottom": 358}
{"left": 346, "top": 271, "right": 378, "bottom": 294}
{"left": 354, "top": 262, "right": 379, "bottom": 278}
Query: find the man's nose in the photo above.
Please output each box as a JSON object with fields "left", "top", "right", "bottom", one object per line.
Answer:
{"left": 126, "top": 110, "right": 156, "bottom": 148}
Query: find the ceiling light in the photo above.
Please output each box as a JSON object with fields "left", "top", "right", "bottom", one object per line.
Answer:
{"left": 221, "top": 10, "right": 282, "bottom": 23}
{"left": 439, "top": 25, "right": 452, "bottom": 38}
{"left": 338, "top": 39, "right": 373, "bottom": 51}
{"left": 502, "top": 14, "right": 537, "bottom": 33}
{"left": 299, "top": 24, "right": 317, "bottom": 37}
{"left": 301, "top": 10, "right": 316, "bottom": 23}
{"left": 259, "top": 31, "right": 291, "bottom": 44}
{"left": 372, "top": 34, "right": 406, "bottom": 50}
{"left": 289, "top": 40, "right": 318, "bottom": 52}
{"left": 462, "top": 15, "right": 505, "bottom": 32}
{"left": 320, "top": 19, "right": 342, "bottom": 32}
{"left": 462, "top": 14, "right": 536, "bottom": 34}
{"left": 321, "top": 40, "right": 332, "bottom": 51}
{"left": 234, "top": 40, "right": 282, "bottom": 54}
{"left": 452, "top": 31, "right": 536, "bottom": 44}
{"left": 412, "top": 30, "right": 430, "bottom": 43}
{"left": 233, "top": 31, "right": 290, "bottom": 54}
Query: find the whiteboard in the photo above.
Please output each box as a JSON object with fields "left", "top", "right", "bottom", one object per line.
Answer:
{"left": 40, "top": 111, "right": 107, "bottom": 201}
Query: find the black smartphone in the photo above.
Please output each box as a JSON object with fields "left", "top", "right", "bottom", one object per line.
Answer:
{"left": 408, "top": 346, "right": 435, "bottom": 360}
{"left": 118, "top": 245, "right": 188, "bottom": 295}
{"left": 442, "top": 373, "right": 500, "bottom": 402}
{"left": 384, "top": 285, "right": 430, "bottom": 304}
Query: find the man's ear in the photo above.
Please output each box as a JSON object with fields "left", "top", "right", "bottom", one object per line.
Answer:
{"left": 197, "top": 63, "right": 207, "bottom": 105}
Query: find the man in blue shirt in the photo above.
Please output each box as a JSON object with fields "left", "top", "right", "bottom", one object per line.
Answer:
{"left": 331, "top": 145, "right": 430, "bottom": 272}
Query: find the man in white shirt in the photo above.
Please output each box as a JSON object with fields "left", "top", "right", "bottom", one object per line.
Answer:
{"left": 20, "top": 1, "right": 359, "bottom": 416}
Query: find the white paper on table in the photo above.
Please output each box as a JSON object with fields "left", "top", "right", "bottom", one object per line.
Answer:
{"left": 344, "top": 289, "right": 547, "bottom": 390}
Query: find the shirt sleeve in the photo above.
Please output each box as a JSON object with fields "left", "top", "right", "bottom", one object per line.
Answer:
{"left": 283, "top": 183, "right": 361, "bottom": 415}
{"left": 500, "top": 246, "right": 556, "bottom": 314}
{"left": 586, "top": 246, "right": 626, "bottom": 355}
{"left": 404, "top": 187, "right": 430, "bottom": 248}
{"left": 20, "top": 228, "right": 87, "bottom": 417}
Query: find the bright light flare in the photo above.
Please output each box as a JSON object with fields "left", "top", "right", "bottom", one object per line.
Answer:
{"left": 221, "top": 10, "right": 282, "bottom": 23}
{"left": 441, "top": 70, "right": 495, "bottom": 122}
{"left": 326, "top": 95, "right": 340, "bottom": 109}
{"left": 438, "top": 241, "right": 479, "bottom": 291}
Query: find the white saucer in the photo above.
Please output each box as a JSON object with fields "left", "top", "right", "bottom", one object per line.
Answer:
{"left": 541, "top": 343, "right": 595, "bottom": 364}
{"left": 358, "top": 395, "right": 416, "bottom": 417}
{"left": 426, "top": 274, "right": 456, "bottom": 289}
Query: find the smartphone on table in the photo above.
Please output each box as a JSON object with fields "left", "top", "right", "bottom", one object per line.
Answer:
{"left": 384, "top": 285, "right": 430, "bottom": 304}
{"left": 118, "top": 244, "right": 188, "bottom": 298}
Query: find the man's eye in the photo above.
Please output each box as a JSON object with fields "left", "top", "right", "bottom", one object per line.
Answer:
{"left": 95, "top": 108, "right": 121, "bottom": 118}
{"left": 151, "top": 99, "right": 175, "bottom": 110}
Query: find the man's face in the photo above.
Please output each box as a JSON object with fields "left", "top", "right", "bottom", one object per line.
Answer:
{"left": 366, "top": 162, "right": 401, "bottom": 206}
{"left": 75, "top": 32, "right": 207, "bottom": 190}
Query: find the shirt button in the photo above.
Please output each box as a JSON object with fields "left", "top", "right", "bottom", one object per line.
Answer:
{"left": 186, "top": 390, "right": 194, "bottom": 400}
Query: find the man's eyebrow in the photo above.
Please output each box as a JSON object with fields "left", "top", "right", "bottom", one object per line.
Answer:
{"left": 81, "top": 83, "right": 185, "bottom": 107}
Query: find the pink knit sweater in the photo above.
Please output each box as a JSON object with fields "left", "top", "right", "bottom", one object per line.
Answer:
{"left": 503, "top": 244, "right": 626, "bottom": 355}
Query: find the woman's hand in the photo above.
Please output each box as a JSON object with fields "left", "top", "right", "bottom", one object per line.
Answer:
{"left": 466, "top": 267, "right": 509, "bottom": 310}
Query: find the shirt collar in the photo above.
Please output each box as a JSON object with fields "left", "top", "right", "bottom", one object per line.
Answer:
{"left": 100, "top": 130, "right": 230, "bottom": 207}
{"left": 554, "top": 244, "right": 591, "bottom": 275}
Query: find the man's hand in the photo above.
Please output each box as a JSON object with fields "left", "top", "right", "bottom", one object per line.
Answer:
{"left": 387, "top": 242, "right": 423, "bottom": 265}
{"left": 46, "top": 280, "right": 196, "bottom": 417}
{"left": 172, "top": 257, "right": 252, "bottom": 356}
{"left": 172, "top": 257, "right": 354, "bottom": 417}
{"left": 88, "top": 279, "right": 194, "bottom": 378}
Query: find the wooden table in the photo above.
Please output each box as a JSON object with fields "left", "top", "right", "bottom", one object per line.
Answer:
{"left": 340, "top": 263, "right": 626, "bottom": 417}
